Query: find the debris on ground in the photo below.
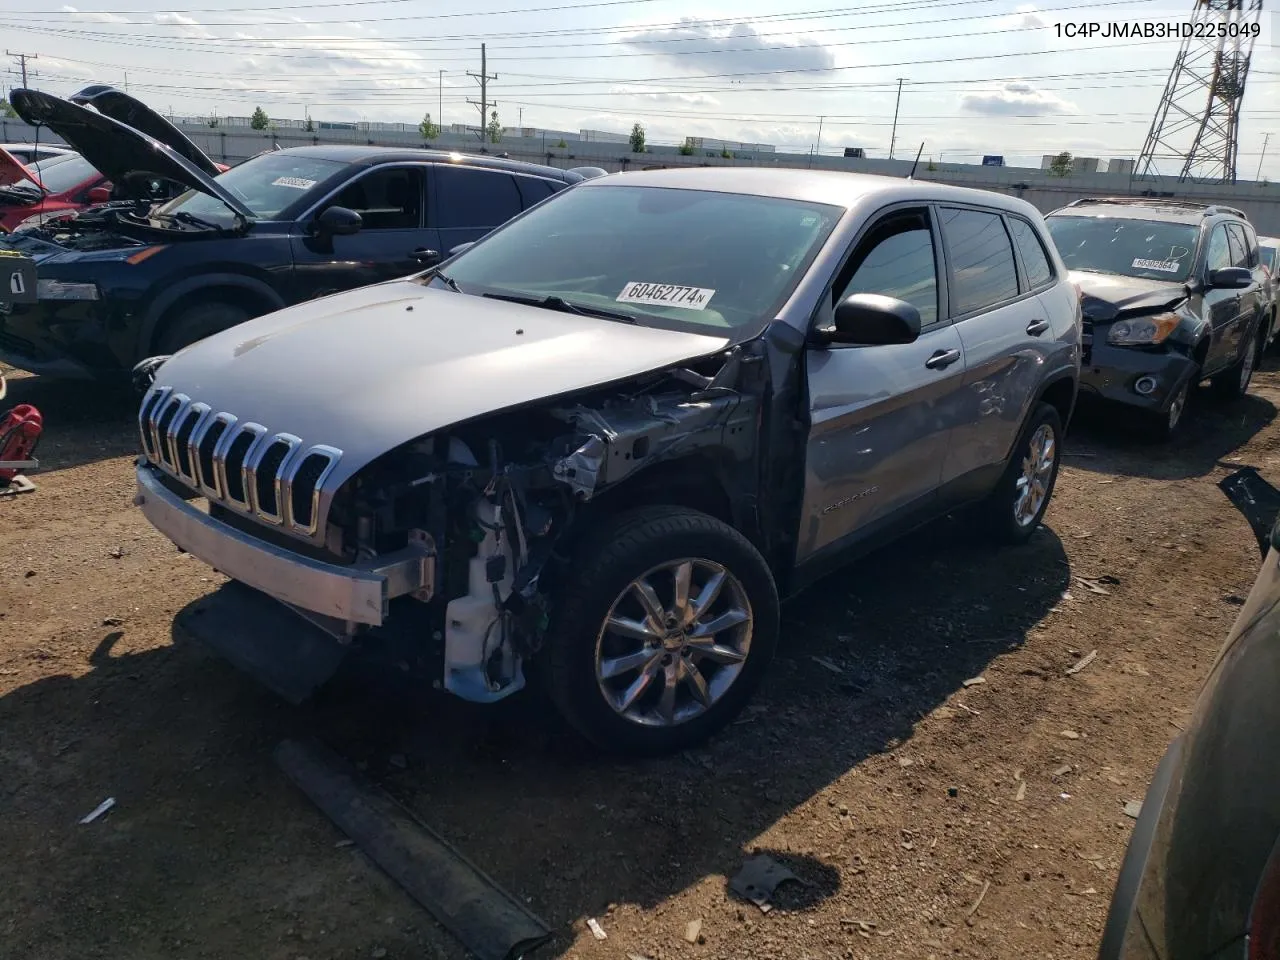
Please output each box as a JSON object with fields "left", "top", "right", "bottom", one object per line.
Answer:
{"left": 587, "top": 918, "right": 607, "bottom": 941}
{"left": 683, "top": 919, "right": 703, "bottom": 944}
{"left": 962, "top": 675, "right": 986, "bottom": 687}
{"left": 810, "top": 656, "right": 843, "bottom": 674}
{"left": 1066, "top": 650, "right": 1099, "bottom": 675}
{"left": 1060, "top": 730, "right": 1081, "bottom": 740}
{"left": 1015, "top": 782, "right": 1027, "bottom": 802}
{"left": 1076, "top": 577, "right": 1118, "bottom": 596}
{"left": 1052, "top": 765, "right": 1073, "bottom": 777}
{"left": 728, "top": 854, "right": 802, "bottom": 913}
{"left": 1123, "top": 801, "right": 1143, "bottom": 819}
{"left": 965, "top": 880, "right": 992, "bottom": 925}
{"left": 78, "top": 797, "right": 115, "bottom": 825}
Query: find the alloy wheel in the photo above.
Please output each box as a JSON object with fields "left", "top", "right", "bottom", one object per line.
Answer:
{"left": 1013, "top": 423, "right": 1056, "bottom": 527}
{"left": 594, "top": 558, "right": 753, "bottom": 727}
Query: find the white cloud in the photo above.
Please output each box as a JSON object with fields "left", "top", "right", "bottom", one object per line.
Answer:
{"left": 960, "top": 82, "right": 1076, "bottom": 116}
{"left": 153, "top": 12, "right": 215, "bottom": 40}
{"left": 59, "top": 5, "right": 129, "bottom": 23}
{"left": 622, "top": 19, "right": 835, "bottom": 80}
{"left": 1007, "top": 4, "right": 1046, "bottom": 29}
{"left": 610, "top": 88, "right": 721, "bottom": 107}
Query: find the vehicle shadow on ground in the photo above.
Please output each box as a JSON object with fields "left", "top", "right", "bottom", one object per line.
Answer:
{"left": 1, "top": 370, "right": 139, "bottom": 471}
{"left": 0, "top": 520, "right": 1069, "bottom": 959}
{"left": 1066, "top": 386, "right": 1277, "bottom": 481}
{"left": 301, "top": 515, "right": 1072, "bottom": 956}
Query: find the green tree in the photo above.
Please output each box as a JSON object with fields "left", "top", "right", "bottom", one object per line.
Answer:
{"left": 1049, "top": 151, "right": 1073, "bottom": 177}
{"left": 207, "top": 115, "right": 220, "bottom": 129}
{"left": 555, "top": 138, "right": 567, "bottom": 148}
{"left": 0, "top": 99, "right": 16, "bottom": 119}
{"left": 679, "top": 137, "right": 695, "bottom": 156}
{"left": 486, "top": 109, "right": 502, "bottom": 143}
{"left": 249, "top": 106, "right": 270, "bottom": 130}
{"left": 629, "top": 122, "right": 646, "bottom": 153}
{"left": 303, "top": 115, "right": 315, "bottom": 133}
{"left": 418, "top": 112, "right": 439, "bottom": 140}
{"left": 720, "top": 148, "right": 733, "bottom": 159}
{"left": 926, "top": 159, "right": 938, "bottom": 171}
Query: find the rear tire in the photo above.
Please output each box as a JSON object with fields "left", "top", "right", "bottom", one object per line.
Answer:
{"left": 544, "top": 506, "right": 779, "bottom": 756}
{"left": 156, "top": 301, "right": 250, "bottom": 354}
{"left": 981, "top": 402, "right": 1063, "bottom": 545}
{"left": 1211, "top": 328, "right": 1259, "bottom": 401}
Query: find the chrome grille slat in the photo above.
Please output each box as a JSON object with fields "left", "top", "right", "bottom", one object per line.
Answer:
{"left": 138, "top": 394, "right": 343, "bottom": 543}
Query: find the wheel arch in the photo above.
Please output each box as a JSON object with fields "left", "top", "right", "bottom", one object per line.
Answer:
{"left": 138, "top": 273, "right": 286, "bottom": 360}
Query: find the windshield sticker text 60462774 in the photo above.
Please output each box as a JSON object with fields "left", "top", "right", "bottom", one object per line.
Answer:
{"left": 272, "top": 176, "right": 317, "bottom": 190}
{"left": 616, "top": 281, "right": 716, "bottom": 310}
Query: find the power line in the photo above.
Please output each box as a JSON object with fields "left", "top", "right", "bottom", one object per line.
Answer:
{"left": 0, "top": 0, "right": 669, "bottom": 18}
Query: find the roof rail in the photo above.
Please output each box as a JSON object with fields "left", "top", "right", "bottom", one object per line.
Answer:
{"left": 1065, "top": 196, "right": 1249, "bottom": 220}
{"left": 1203, "top": 204, "right": 1249, "bottom": 220}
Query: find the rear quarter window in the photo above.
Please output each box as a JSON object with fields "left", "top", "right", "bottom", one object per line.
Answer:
{"left": 1008, "top": 216, "right": 1055, "bottom": 289}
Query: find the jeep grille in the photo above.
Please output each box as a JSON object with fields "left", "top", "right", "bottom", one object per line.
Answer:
{"left": 138, "top": 385, "right": 342, "bottom": 538}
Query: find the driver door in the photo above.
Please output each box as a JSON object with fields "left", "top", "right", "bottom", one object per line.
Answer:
{"left": 289, "top": 164, "right": 435, "bottom": 300}
{"left": 797, "top": 206, "right": 969, "bottom": 563}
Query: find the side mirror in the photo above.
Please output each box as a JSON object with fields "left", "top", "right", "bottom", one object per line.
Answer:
{"left": 823, "top": 293, "right": 922, "bottom": 345}
{"left": 87, "top": 185, "right": 111, "bottom": 204}
{"left": 312, "top": 205, "right": 362, "bottom": 238}
{"left": 448, "top": 242, "right": 475, "bottom": 257}
{"left": 1208, "top": 266, "right": 1253, "bottom": 290}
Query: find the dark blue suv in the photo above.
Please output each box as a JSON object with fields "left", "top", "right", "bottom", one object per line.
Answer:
{"left": 0, "top": 86, "right": 595, "bottom": 379}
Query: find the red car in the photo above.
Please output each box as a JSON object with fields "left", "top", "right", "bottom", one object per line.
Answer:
{"left": 0, "top": 149, "right": 109, "bottom": 233}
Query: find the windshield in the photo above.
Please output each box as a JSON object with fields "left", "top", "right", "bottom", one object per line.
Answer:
{"left": 1, "top": 154, "right": 98, "bottom": 197}
{"left": 1261, "top": 245, "right": 1277, "bottom": 272}
{"left": 432, "top": 184, "right": 843, "bottom": 332}
{"left": 157, "top": 153, "right": 346, "bottom": 222}
{"left": 1046, "top": 215, "right": 1199, "bottom": 282}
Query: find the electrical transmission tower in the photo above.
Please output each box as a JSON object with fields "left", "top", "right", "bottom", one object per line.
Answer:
{"left": 1135, "top": 0, "right": 1264, "bottom": 183}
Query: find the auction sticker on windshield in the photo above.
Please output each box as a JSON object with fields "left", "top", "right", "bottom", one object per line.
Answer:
{"left": 272, "top": 176, "right": 316, "bottom": 190}
{"left": 1132, "top": 257, "right": 1181, "bottom": 273}
{"left": 617, "top": 281, "right": 715, "bottom": 310}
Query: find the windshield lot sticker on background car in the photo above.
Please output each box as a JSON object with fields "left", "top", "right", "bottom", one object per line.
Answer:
{"left": 617, "top": 281, "right": 716, "bottom": 310}
{"left": 1132, "top": 257, "right": 1182, "bottom": 273}
{"left": 271, "top": 176, "right": 317, "bottom": 190}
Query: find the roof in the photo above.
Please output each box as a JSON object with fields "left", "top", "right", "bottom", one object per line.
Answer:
{"left": 581, "top": 165, "right": 1044, "bottom": 217}
{"left": 273, "top": 144, "right": 581, "bottom": 181}
{"left": 1048, "top": 196, "right": 1248, "bottom": 224}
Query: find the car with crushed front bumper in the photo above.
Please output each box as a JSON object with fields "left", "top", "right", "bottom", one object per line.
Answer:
{"left": 133, "top": 167, "right": 1082, "bottom": 755}
{"left": 1045, "top": 198, "right": 1269, "bottom": 438}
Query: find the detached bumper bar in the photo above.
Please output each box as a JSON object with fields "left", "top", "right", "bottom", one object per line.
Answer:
{"left": 135, "top": 464, "right": 432, "bottom": 626}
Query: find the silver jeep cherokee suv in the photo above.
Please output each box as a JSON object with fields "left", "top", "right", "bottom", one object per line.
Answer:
{"left": 133, "top": 167, "right": 1082, "bottom": 755}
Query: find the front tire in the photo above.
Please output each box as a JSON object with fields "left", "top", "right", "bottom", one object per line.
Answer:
{"left": 982, "top": 402, "right": 1063, "bottom": 545}
{"left": 545, "top": 506, "right": 779, "bottom": 756}
{"left": 156, "top": 301, "right": 250, "bottom": 354}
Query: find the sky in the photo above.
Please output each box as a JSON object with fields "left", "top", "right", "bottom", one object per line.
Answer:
{"left": 1, "top": 0, "right": 1279, "bottom": 175}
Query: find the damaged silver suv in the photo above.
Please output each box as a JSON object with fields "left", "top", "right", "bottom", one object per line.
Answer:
{"left": 133, "top": 167, "right": 1081, "bottom": 754}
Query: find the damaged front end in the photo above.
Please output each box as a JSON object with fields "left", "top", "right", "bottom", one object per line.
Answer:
{"left": 138, "top": 341, "right": 775, "bottom": 706}
{"left": 326, "top": 353, "right": 759, "bottom": 703}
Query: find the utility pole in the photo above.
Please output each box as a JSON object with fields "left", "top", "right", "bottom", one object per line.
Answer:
{"left": 1258, "top": 132, "right": 1273, "bottom": 182}
{"left": 438, "top": 69, "right": 445, "bottom": 130}
{"left": 888, "top": 77, "right": 903, "bottom": 159}
{"left": 466, "top": 43, "right": 498, "bottom": 145}
{"left": 815, "top": 115, "right": 824, "bottom": 158}
{"left": 6, "top": 50, "right": 37, "bottom": 87}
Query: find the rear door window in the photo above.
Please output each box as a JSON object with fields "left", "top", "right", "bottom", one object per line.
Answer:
{"left": 514, "top": 175, "right": 557, "bottom": 208}
{"left": 1007, "top": 216, "right": 1054, "bottom": 289}
{"left": 939, "top": 207, "right": 1020, "bottom": 314}
{"left": 435, "top": 167, "right": 523, "bottom": 229}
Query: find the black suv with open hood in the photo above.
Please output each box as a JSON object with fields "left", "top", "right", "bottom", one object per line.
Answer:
{"left": 1045, "top": 197, "right": 1269, "bottom": 438}
{"left": 0, "top": 86, "right": 595, "bottom": 379}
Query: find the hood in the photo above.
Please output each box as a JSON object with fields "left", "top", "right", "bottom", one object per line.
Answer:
{"left": 8, "top": 88, "right": 253, "bottom": 220}
{"left": 1070, "top": 269, "right": 1187, "bottom": 323}
{"left": 150, "top": 280, "right": 732, "bottom": 492}
{"left": 67, "top": 85, "right": 222, "bottom": 178}
{"left": 0, "top": 146, "right": 42, "bottom": 196}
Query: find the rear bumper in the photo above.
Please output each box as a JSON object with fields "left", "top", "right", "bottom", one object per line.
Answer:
{"left": 134, "top": 463, "right": 433, "bottom": 626}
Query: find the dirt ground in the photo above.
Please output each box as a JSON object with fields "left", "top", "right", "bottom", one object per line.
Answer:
{"left": 1, "top": 360, "right": 1275, "bottom": 960}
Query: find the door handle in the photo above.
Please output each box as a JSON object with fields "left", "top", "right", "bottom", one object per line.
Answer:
{"left": 1026, "top": 318, "right": 1051, "bottom": 336}
{"left": 925, "top": 348, "right": 961, "bottom": 370}
{"left": 411, "top": 248, "right": 441, "bottom": 264}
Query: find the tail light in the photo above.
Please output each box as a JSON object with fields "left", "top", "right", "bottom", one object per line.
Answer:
{"left": 1249, "top": 837, "right": 1280, "bottom": 958}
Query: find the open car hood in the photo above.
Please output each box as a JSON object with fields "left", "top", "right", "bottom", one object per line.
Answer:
{"left": 0, "top": 146, "right": 41, "bottom": 192}
{"left": 67, "top": 84, "right": 222, "bottom": 178}
{"left": 8, "top": 88, "right": 253, "bottom": 220}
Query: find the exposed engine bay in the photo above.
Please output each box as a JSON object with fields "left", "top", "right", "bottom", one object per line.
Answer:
{"left": 310, "top": 349, "right": 764, "bottom": 703}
